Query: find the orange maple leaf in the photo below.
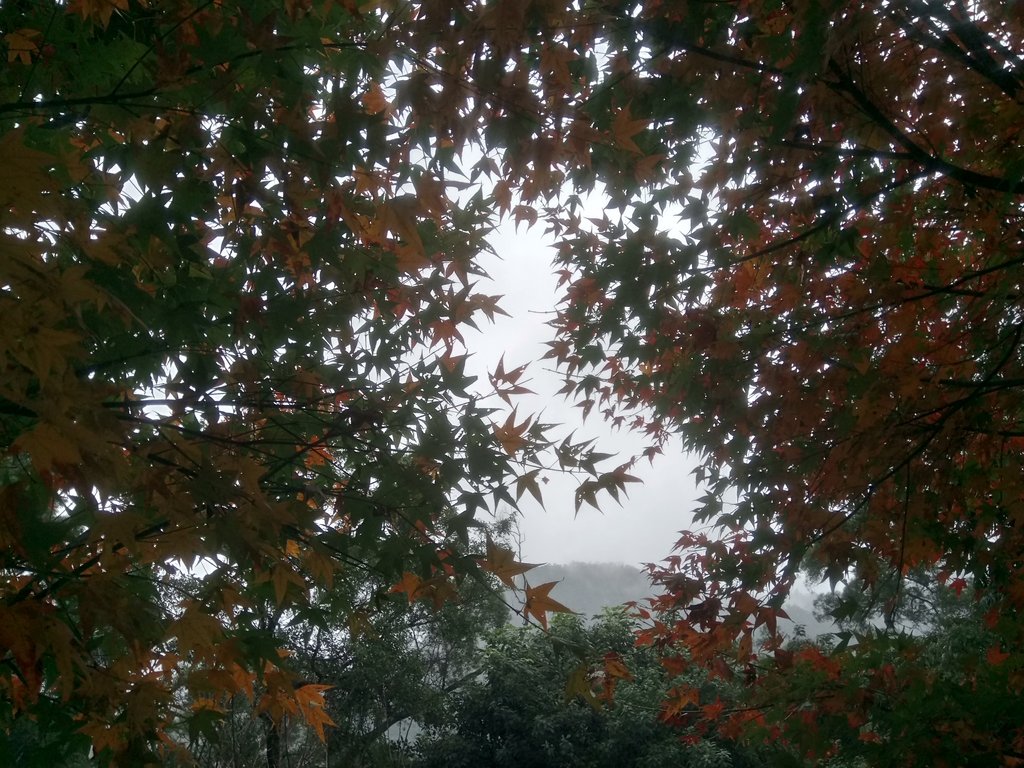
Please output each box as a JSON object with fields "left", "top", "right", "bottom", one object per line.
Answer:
{"left": 362, "top": 81, "right": 389, "bottom": 115}
{"left": 481, "top": 538, "right": 539, "bottom": 589}
{"left": 71, "top": 0, "right": 129, "bottom": 28}
{"left": 603, "top": 652, "right": 634, "bottom": 681}
{"left": 522, "top": 580, "right": 574, "bottom": 629}
{"left": 390, "top": 571, "right": 425, "bottom": 602}
{"left": 661, "top": 685, "right": 700, "bottom": 722}
{"left": 295, "top": 683, "right": 335, "bottom": 742}
{"left": 702, "top": 698, "right": 726, "bottom": 720}
{"left": 493, "top": 409, "right": 531, "bottom": 455}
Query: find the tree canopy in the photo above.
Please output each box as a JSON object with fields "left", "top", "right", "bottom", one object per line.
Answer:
{"left": 4, "top": 0, "right": 1024, "bottom": 765}
{"left": 532, "top": 1, "right": 1024, "bottom": 764}
{"left": 0, "top": 1, "right": 605, "bottom": 762}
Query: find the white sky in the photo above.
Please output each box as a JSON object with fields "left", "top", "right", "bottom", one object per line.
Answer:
{"left": 464, "top": 219, "right": 702, "bottom": 567}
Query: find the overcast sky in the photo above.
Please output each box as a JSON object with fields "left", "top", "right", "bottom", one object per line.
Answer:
{"left": 462, "top": 218, "right": 702, "bottom": 567}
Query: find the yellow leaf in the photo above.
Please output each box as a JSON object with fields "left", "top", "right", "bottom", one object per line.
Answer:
{"left": 169, "top": 607, "right": 225, "bottom": 656}
{"left": 385, "top": 196, "right": 426, "bottom": 263}
{"left": 414, "top": 172, "right": 448, "bottom": 222}
{"left": 0, "top": 128, "right": 59, "bottom": 215}
{"left": 394, "top": 242, "right": 433, "bottom": 273}
{"left": 78, "top": 719, "right": 128, "bottom": 757}
{"left": 5, "top": 29, "right": 40, "bottom": 65}
{"left": 564, "top": 663, "right": 600, "bottom": 709}
{"left": 302, "top": 546, "right": 336, "bottom": 590}
{"left": 190, "top": 697, "right": 225, "bottom": 713}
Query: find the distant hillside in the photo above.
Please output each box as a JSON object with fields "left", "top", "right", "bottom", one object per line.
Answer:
{"left": 517, "top": 562, "right": 656, "bottom": 620}
{"left": 510, "top": 562, "right": 835, "bottom": 638}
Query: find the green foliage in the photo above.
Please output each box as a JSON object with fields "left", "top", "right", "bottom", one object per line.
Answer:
{"left": 740, "top": 578, "right": 1023, "bottom": 768}
{"left": 177, "top": 554, "right": 509, "bottom": 768}
{"left": 411, "top": 611, "right": 771, "bottom": 768}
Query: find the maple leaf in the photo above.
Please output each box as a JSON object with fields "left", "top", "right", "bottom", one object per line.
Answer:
{"left": 362, "top": 81, "right": 389, "bottom": 115}
{"left": 492, "top": 409, "right": 531, "bottom": 455}
{"left": 512, "top": 204, "right": 537, "bottom": 227}
{"left": 702, "top": 698, "right": 726, "bottom": 721}
{"left": 169, "top": 608, "right": 225, "bottom": 657}
{"left": 610, "top": 104, "right": 648, "bottom": 155}
{"left": 493, "top": 180, "right": 513, "bottom": 218}
{"left": 190, "top": 697, "right": 225, "bottom": 713}
{"left": 414, "top": 172, "right": 448, "bottom": 222}
{"left": 515, "top": 468, "right": 546, "bottom": 507}
{"left": 564, "top": 662, "right": 601, "bottom": 709}
{"left": 269, "top": 563, "right": 306, "bottom": 606}
{"left": 5, "top": 29, "right": 40, "bottom": 65}
{"left": 660, "top": 685, "right": 699, "bottom": 723}
{"left": 13, "top": 0, "right": 1024, "bottom": 762}
{"left": 522, "top": 580, "right": 574, "bottom": 630}
{"left": 603, "top": 652, "right": 633, "bottom": 681}
{"left": 481, "top": 538, "right": 539, "bottom": 589}
{"left": 295, "top": 684, "right": 336, "bottom": 742}
{"left": 12, "top": 421, "right": 83, "bottom": 476}
{"left": 490, "top": 355, "right": 535, "bottom": 406}
{"left": 389, "top": 571, "right": 425, "bottom": 602}
{"left": 71, "top": 0, "right": 129, "bottom": 28}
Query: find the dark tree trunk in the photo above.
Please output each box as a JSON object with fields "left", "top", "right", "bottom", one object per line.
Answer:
{"left": 261, "top": 714, "right": 280, "bottom": 768}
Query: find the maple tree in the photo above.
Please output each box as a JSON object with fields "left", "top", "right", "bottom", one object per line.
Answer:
{"left": 515, "top": 0, "right": 1024, "bottom": 765}
{"left": 0, "top": 1, "right": 607, "bottom": 763}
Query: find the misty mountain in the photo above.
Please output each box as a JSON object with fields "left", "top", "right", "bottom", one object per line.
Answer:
{"left": 519, "top": 562, "right": 656, "bottom": 620}
{"left": 511, "top": 562, "right": 835, "bottom": 638}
